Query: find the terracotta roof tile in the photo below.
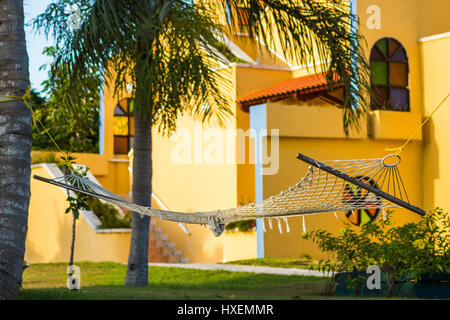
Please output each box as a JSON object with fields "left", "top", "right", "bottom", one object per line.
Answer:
{"left": 237, "top": 72, "right": 334, "bottom": 108}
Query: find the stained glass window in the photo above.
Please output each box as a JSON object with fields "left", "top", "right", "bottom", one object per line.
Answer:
{"left": 370, "top": 38, "right": 409, "bottom": 111}
{"left": 113, "top": 98, "right": 135, "bottom": 154}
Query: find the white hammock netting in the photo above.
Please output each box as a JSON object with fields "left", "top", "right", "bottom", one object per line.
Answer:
{"left": 34, "top": 153, "right": 425, "bottom": 236}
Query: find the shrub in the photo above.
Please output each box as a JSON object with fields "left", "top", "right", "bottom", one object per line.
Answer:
{"left": 31, "top": 47, "right": 100, "bottom": 154}
{"left": 87, "top": 197, "right": 131, "bottom": 229}
{"left": 225, "top": 219, "right": 256, "bottom": 232}
{"left": 299, "top": 253, "right": 312, "bottom": 261}
{"left": 211, "top": 41, "right": 250, "bottom": 63}
{"left": 303, "top": 208, "right": 450, "bottom": 296}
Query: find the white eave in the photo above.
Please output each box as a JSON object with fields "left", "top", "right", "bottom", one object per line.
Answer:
{"left": 419, "top": 31, "right": 450, "bottom": 43}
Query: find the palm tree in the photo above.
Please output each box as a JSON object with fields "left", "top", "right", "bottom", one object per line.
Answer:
{"left": 34, "top": 0, "right": 371, "bottom": 287}
{"left": 0, "top": 0, "right": 31, "bottom": 299}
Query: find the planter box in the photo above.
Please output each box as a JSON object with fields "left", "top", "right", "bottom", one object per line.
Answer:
{"left": 335, "top": 271, "right": 450, "bottom": 299}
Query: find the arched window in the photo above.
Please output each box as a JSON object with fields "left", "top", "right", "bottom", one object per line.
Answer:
{"left": 370, "top": 38, "right": 409, "bottom": 111}
{"left": 113, "top": 98, "right": 134, "bottom": 154}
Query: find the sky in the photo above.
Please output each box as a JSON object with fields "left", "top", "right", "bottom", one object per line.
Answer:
{"left": 24, "top": 0, "right": 55, "bottom": 93}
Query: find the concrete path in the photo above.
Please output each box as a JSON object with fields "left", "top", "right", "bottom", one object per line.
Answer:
{"left": 148, "top": 263, "right": 331, "bottom": 277}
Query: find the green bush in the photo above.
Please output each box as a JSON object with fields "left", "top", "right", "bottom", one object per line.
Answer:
{"left": 303, "top": 208, "right": 450, "bottom": 296}
{"left": 31, "top": 47, "right": 100, "bottom": 154}
{"left": 299, "top": 253, "right": 312, "bottom": 261}
{"left": 225, "top": 219, "right": 256, "bottom": 232}
{"left": 211, "top": 41, "right": 250, "bottom": 63}
{"left": 87, "top": 197, "right": 131, "bottom": 229}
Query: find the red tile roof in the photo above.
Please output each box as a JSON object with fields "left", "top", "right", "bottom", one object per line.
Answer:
{"left": 237, "top": 72, "right": 338, "bottom": 109}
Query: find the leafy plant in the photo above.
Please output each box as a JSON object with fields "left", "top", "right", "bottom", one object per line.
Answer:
{"left": 303, "top": 208, "right": 450, "bottom": 296}
{"left": 225, "top": 219, "right": 256, "bottom": 232}
{"left": 87, "top": 197, "right": 131, "bottom": 229}
{"left": 31, "top": 46, "right": 100, "bottom": 153}
{"left": 299, "top": 253, "right": 312, "bottom": 261}
{"left": 211, "top": 41, "right": 249, "bottom": 64}
{"left": 61, "top": 156, "right": 91, "bottom": 286}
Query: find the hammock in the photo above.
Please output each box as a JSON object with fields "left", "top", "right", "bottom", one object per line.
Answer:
{"left": 33, "top": 153, "right": 425, "bottom": 236}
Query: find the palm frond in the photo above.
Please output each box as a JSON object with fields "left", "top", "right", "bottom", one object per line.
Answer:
{"left": 33, "top": 0, "right": 234, "bottom": 135}
{"left": 34, "top": 0, "right": 371, "bottom": 134}
{"left": 217, "top": 0, "right": 371, "bottom": 133}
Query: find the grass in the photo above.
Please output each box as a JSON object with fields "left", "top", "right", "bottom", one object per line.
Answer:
{"left": 226, "top": 257, "right": 321, "bottom": 271}
{"left": 19, "top": 262, "right": 329, "bottom": 300}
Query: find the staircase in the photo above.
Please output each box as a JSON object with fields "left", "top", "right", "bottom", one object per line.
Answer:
{"left": 148, "top": 220, "right": 189, "bottom": 263}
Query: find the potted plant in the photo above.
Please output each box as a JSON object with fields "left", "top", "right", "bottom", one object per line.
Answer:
{"left": 303, "top": 208, "right": 450, "bottom": 298}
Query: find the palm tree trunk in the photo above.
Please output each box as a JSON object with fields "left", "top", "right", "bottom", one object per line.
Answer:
{"left": 124, "top": 112, "right": 152, "bottom": 287}
{"left": 0, "top": 0, "right": 31, "bottom": 299}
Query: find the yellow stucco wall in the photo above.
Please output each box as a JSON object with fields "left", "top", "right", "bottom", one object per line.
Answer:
{"left": 420, "top": 35, "right": 450, "bottom": 211}
{"left": 26, "top": 165, "right": 131, "bottom": 263}
{"left": 31, "top": 151, "right": 108, "bottom": 175}
{"left": 221, "top": 230, "right": 257, "bottom": 263}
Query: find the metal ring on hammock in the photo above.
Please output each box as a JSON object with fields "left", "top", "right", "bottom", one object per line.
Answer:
{"left": 381, "top": 154, "right": 401, "bottom": 167}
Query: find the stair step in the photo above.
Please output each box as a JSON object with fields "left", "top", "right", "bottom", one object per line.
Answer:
{"left": 167, "top": 242, "right": 176, "bottom": 250}
{"left": 148, "top": 246, "right": 163, "bottom": 255}
{"left": 149, "top": 232, "right": 164, "bottom": 240}
{"left": 147, "top": 220, "right": 187, "bottom": 264}
{"left": 167, "top": 255, "right": 182, "bottom": 263}
{"left": 153, "top": 227, "right": 162, "bottom": 233}
{"left": 160, "top": 234, "right": 168, "bottom": 241}
{"left": 148, "top": 238, "right": 165, "bottom": 247}
{"left": 181, "top": 257, "right": 190, "bottom": 264}
{"left": 161, "top": 246, "right": 175, "bottom": 255}
{"left": 148, "top": 254, "right": 169, "bottom": 263}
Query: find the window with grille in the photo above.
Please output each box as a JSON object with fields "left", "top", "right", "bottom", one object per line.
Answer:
{"left": 113, "top": 98, "right": 134, "bottom": 155}
{"left": 370, "top": 38, "right": 409, "bottom": 111}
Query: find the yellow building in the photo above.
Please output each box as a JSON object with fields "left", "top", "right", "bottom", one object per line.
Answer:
{"left": 26, "top": 0, "right": 450, "bottom": 264}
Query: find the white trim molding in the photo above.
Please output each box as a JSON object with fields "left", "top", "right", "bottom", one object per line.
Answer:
{"left": 418, "top": 31, "right": 450, "bottom": 43}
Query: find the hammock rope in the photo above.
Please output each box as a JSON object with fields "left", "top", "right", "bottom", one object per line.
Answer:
{"left": 34, "top": 152, "right": 425, "bottom": 236}
{"left": 386, "top": 93, "right": 450, "bottom": 155}
{"left": 0, "top": 86, "right": 74, "bottom": 169}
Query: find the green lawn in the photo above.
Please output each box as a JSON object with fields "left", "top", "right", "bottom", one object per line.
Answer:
{"left": 225, "top": 257, "right": 321, "bottom": 270}
{"left": 19, "top": 262, "right": 329, "bottom": 300}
